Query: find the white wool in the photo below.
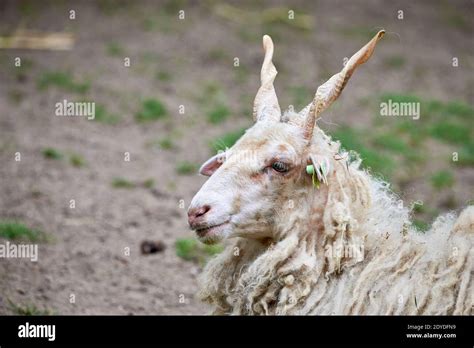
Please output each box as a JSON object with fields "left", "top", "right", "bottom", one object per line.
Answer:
{"left": 198, "top": 135, "right": 473, "bottom": 315}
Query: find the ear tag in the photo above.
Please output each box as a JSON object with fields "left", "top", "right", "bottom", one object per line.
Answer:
{"left": 306, "top": 165, "right": 320, "bottom": 189}
{"left": 306, "top": 157, "right": 330, "bottom": 188}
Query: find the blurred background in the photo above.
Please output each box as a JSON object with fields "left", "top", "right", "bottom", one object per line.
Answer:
{"left": 0, "top": 0, "right": 472, "bottom": 314}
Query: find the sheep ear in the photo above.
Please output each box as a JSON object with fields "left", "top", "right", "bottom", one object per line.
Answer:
{"left": 253, "top": 35, "right": 281, "bottom": 123}
{"left": 309, "top": 154, "right": 331, "bottom": 185}
{"left": 302, "top": 30, "right": 385, "bottom": 140}
{"left": 199, "top": 152, "right": 226, "bottom": 176}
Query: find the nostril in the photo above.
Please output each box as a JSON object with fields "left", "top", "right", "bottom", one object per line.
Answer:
{"left": 196, "top": 205, "right": 211, "bottom": 218}
{"left": 188, "top": 205, "right": 212, "bottom": 225}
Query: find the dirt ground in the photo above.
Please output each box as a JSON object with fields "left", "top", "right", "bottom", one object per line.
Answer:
{"left": 0, "top": 0, "right": 472, "bottom": 315}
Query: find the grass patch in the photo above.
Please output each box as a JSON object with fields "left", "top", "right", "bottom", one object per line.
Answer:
{"left": 379, "top": 95, "right": 472, "bottom": 147}
{"left": 158, "top": 137, "right": 174, "bottom": 150}
{"left": 142, "top": 17, "right": 156, "bottom": 31}
{"left": 42, "top": 147, "right": 63, "bottom": 160}
{"left": 372, "top": 134, "right": 409, "bottom": 153}
{"left": 289, "top": 86, "right": 312, "bottom": 110}
{"left": 384, "top": 56, "right": 405, "bottom": 69}
{"left": 8, "top": 300, "right": 54, "bottom": 315}
{"left": 175, "top": 237, "right": 223, "bottom": 265}
{"left": 136, "top": 99, "right": 167, "bottom": 122}
{"left": 94, "top": 105, "right": 120, "bottom": 124}
{"left": 106, "top": 42, "right": 124, "bottom": 56}
{"left": 143, "top": 178, "right": 155, "bottom": 189}
{"left": 394, "top": 120, "right": 428, "bottom": 143}
{"left": 70, "top": 153, "right": 86, "bottom": 167}
{"left": 332, "top": 127, "right": 395, "bottom": 178}
{"left": 429, "top": 122, "right": 469, "bottom": 145}
{"left": 156, "top": 70, "right": 171, "bottom": 82}
{"left": 208, "top": 48, "right": 228, "bottom": 62}
{"left": 176, "top": 161, "right": 197, "bottom": 175}
{"left": 444, "top": 11, "right": 469, "bottom": 31}
{"left": 37, "top": 71, "right": 90, "bottom": 94}
{"left": 412, "top": 219, "right": 429, "bottom": 232}
{"left": 0, "top": 221, "right": 47, "bottom": 242}
{"left": 210, "top": 127, "right": 247, "bottom": 152}
{"left": 443, "top": 101, "right": 473, "bottom": 120}
{"left": 111, "top": 177, "right": 135, "bottom": 189}
{"left": 430, "top": 170, "right": 454, "bottom": 190}
{"left": 380, "top": 93, "right": 421, "bottom": 105}
{"left": 457, "top": 143, "right": 474, "bottom": 166}
{"left": 412, "top": 201, "right": 426, "bottom": 214}
{"left": 207, "top": 104, "right": 230, "bottom": 124}
{"left": 197, "top": 83, "right": 233, "bottom": 123}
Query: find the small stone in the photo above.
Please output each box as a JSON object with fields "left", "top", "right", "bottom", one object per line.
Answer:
{"left": 140, "top": 240, "right": 166, "bottom": 254}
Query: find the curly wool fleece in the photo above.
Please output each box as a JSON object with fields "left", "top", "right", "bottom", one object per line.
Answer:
{"left": 198, "top": 144, "right": 473, "bottom": 315}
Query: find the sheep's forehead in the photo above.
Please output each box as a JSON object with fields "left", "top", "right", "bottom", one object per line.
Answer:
{"left": 233, "top": 122, "right": 305, "bottom": 157}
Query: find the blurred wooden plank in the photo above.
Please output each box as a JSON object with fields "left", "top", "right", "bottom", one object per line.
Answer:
{"left": 0, "top": 30, "right": 74, "bottom": 50}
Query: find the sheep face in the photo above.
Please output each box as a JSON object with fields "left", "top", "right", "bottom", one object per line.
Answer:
{"left": 188, "top": 31, "right": 385, "bottom": 245}
{"left": 188, "top": 121, "right": 309, "bottom": 244}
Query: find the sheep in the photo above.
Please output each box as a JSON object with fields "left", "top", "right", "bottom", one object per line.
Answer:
{"left": 187, "top": 31, "right": 473, "bottom": 315}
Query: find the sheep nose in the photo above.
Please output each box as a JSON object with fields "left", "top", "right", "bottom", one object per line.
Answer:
{"left": 187, "top": 205, "right": 211, "bottom": 228}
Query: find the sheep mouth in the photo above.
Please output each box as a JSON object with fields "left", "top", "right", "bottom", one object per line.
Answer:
{"left": 195, "top": 221, "right": 230, "bottom": 238}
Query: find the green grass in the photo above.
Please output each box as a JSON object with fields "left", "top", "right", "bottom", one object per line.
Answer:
{"left": 70, "top": 153, "right": 86, "bottom": 167}
{"left": 37, "top": 71, "right": 90, "bottom": 94}
{"left": 332, "top": 127, "right": 395, "bottom": 178}
{"left": 444, "top": 12, "right": 469, "bottom": 31}
{"left": 94, "top": 105, "right": 120, "bottom": 124}
{"left": 156, "top": 70, "right": 171, "bottom": 82}
{"left": 210, "top": 127, "right": 247, "bottom": 152}
{"left": 384, "top": 56, "right": 405, "bottom": 69}
{"left": 143, "top": 178, "right": 155, "bottom": 189}
{"left": 176, "top": 161, "right": 197, "bottom": 175}
{"left": 430, "top": 171, "right": 454, "bottom": 190}
{"left": 8, "top": 300, "right": 54, "bottom": 315}
{"left": 379, "top": 94, "right": 472, "bottom": 150}
{"left": 42, "top": 147, "right": 63, "bottom": 160}
{"left": 289, "top": 86, "right": 312, "bottom": 110}
{"left": 207, "top": 104, "right": 230, "bottom": 124}
{"left": 175, "top": 237, "right": 224, "bottom": 265}
{"left": 142, "top": 17, "right": 156, "bottom": 31}
{"left": 136, "top": 99, "right": 167, "bottom": 122}
{"left": 457, "top": 143, "right": 474, "bottom": 166}
{"left": 0, "top": 221, "right": 47, "bottom": 242}
{"left": 208, "top": 48, "right": 229, "bottom": 62}
{"left": 443, "top": 101, "right": 473, "bottom": 120}
{"left": 412, "top": 219, "right": 430, "bottom": 232}
{"left": 106, "top": 42, "right": 124, "bottom": 56}
{"left": 380, "top": 93, "right": 421, "bottom": 105}
{"left": 372, "top": 134, "right": 409, "bottom": 153}
{"left": 412, "top": 201, "right": 426, "bottom": 214}
{"left": 429, "top": 122, "right": 470, "bottom": 145}
{"left": 111, "top": 177, "right": 135, "bottom": 188}
{"left": 424, "top": 100, "right": 473, "bottom": 120}
{"left": 158, "top": 137, "right": 174, "bottom": 150}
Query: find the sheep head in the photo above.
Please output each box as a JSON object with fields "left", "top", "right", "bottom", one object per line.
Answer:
{"left": 188, "top": 31, "right": 384, "bottom": 245}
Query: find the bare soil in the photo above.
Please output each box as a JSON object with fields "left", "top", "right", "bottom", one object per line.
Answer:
{"left": 0, "top": 0, "right": 472, "bottom": 314}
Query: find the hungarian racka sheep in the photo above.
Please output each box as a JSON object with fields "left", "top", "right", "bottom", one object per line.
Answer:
{"left": 187, "top": 31, "right": 473, "bottom": 315}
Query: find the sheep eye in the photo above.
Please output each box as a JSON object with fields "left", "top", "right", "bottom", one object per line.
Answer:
{"left": 271, "top": 161, "right": 289, "bottom": 173}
